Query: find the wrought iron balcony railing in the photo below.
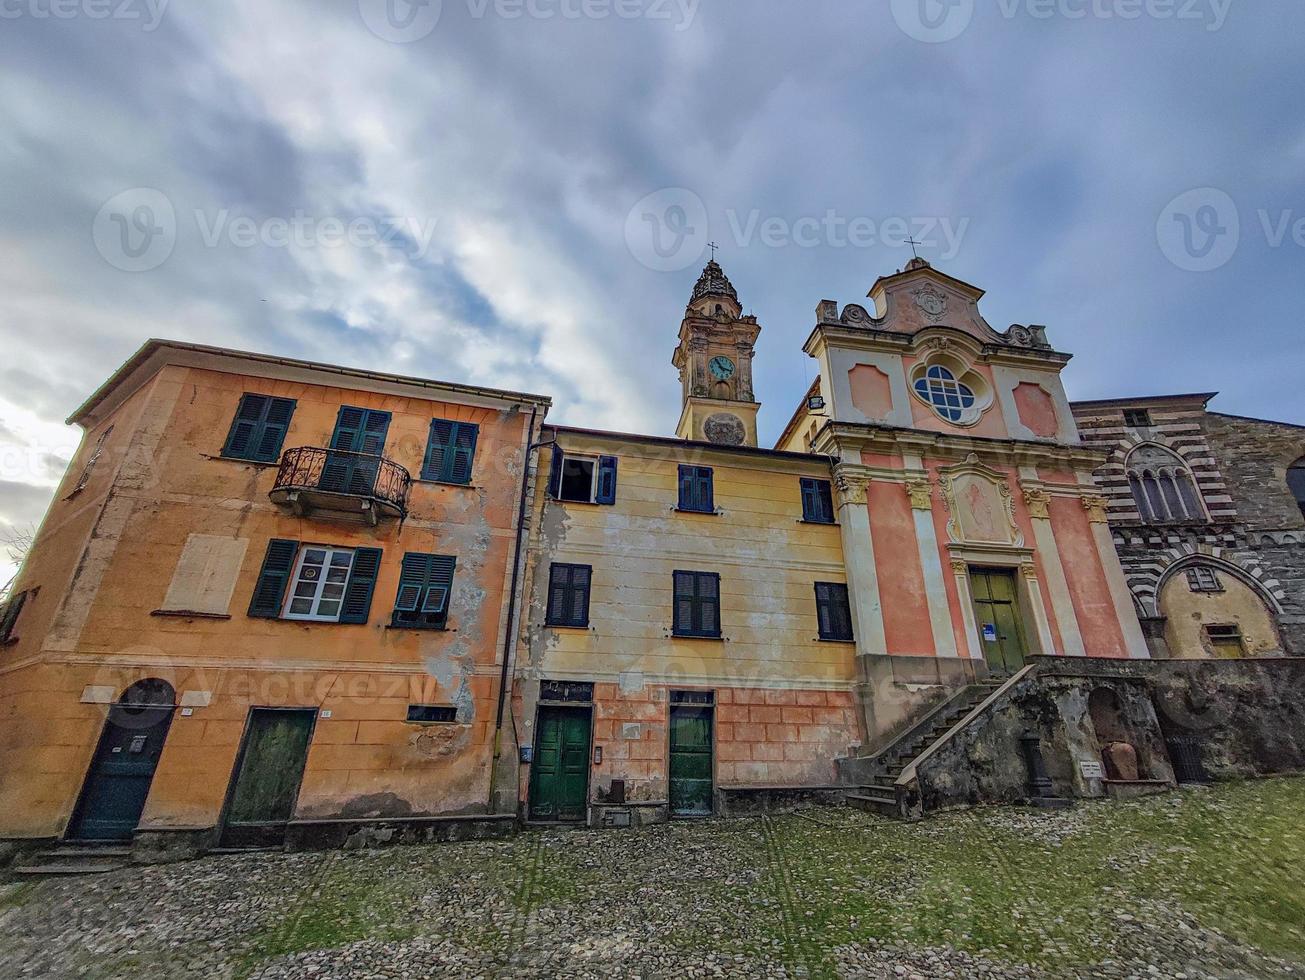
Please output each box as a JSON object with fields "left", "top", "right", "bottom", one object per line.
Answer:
{"left": 269, "top": 446, "right": 411, "bottom": 523}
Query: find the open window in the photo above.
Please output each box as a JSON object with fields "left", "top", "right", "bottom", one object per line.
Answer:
{"left": 548, "top": 446, "right": 618, "bottom": 505}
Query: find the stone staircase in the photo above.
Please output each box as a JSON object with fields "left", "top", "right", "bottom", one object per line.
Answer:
{"left": 12, "top": 843, "right": 131, "bottom": 877}
{"left": 844, "top": 682, "right": 1003, "bottom": 819}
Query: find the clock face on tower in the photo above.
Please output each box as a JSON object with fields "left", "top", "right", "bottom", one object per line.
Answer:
{"left": 709, "top": 355, "right": 735, "bottom": 381}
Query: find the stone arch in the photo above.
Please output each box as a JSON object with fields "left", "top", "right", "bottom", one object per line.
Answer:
{"left": 1156, "top": 556, "right": 1284, "bottom": 659}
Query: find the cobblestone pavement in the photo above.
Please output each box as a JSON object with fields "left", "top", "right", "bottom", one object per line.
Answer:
{"left": 2, "top": 783, "right": 1303, "bottom": 979}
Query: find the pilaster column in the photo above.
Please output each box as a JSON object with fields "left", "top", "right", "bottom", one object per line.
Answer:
{"left": 1082, "top": 493, "right": 1150, "bottom": 659}
{"left": 1020, "top": 482, "right": 1084, "bottom": 657}
{"left": 906, "top": 478, "right": 958, "bottom": 657}
{"left": 1018, "top": 561, "right": 1058, "bottom": 658}
{"left": 950, "top": 558, "right": 984, "bottom": 661}
{"left": 834, "top": 466, "right": 887, "bottom": 657}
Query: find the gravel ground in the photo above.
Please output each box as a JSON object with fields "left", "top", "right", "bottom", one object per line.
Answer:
{"left": 1, "top": 783, "right": 1302, "bottom": 979}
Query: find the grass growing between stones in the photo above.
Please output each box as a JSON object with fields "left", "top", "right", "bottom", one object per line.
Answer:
{"left": 708, "top": 779, "right": 1305, "bottom": 975}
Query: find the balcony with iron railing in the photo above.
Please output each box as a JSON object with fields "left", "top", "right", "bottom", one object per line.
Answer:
{"left": 269, "top": 446, "right": 411, "bottom": 524}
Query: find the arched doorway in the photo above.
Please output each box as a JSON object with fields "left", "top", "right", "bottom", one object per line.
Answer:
{"left": 68, "top": 679, "right": 176, "bottom": 841}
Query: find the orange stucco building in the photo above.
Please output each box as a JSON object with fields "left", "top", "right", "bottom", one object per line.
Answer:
{"left": 0, "top": 342, "right": 548, "bottom": 854}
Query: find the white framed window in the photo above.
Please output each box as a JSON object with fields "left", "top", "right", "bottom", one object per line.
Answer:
{"left": 283, "top": 546, "right": 355, "bottom": 622}
{"left": 908, "top": 355, "right": 991, "bottom": 427}
{"left": 558, "top": 454, "right": 599, "bottom": 503}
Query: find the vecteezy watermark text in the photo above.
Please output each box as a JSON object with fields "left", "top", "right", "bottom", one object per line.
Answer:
{"left": 93, "top": 188, "right": 439, "bottom": 273}
{"left": 624, "top": 188, "right": 969, "bottom": 272}
{"left": 358, "top": 0, "right": 697, "bottom": 43}
{"left": 0, "top": 0, "right": 169, "bottom": 30}
{"left": 891, "top": 0, "right": 1231, "bottom": 43}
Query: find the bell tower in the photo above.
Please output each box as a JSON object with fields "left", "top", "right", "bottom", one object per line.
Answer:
{"left": 672, "top": 259, "right": 761, "bottom": 447}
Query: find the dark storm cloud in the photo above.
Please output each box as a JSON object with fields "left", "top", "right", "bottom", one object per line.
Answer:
{"left": 0, "top": 0, "right": 1302, "bottom": 547}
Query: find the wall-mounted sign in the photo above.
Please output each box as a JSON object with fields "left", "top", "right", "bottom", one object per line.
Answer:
{"left": 982, "top": 623, "right": 998, "bottom": 641}
{"left": 1079, "top": 760, "right": 1104, "bottom": 779}
{"left": 519, "top": 745, "right": 534, "bottom": 764}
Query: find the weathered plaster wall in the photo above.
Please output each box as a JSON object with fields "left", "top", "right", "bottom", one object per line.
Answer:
{"left": 1158, "top": 572, "right": 1282, "bottom": 658}
{"left": 515, "top": 431, "right": 856, "bottom": 807}
{"left": 0, "top": 360, "right": 535, "bottom": 838}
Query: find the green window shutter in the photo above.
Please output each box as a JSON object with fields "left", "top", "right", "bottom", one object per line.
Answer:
{"left": 248, "top": 539, "right": 300, "bottom": 618}
{"left": 330, "top": 406, "right": 366, "bottom": 451}
{"left": 254, "top": 397, "right": 296, "bottom": 462}
{"left": 423, "top": 420, "right": 478, "bottom": 484}
{"left": 449, "top": 424, "right": 478, "bottom": 484}
{"left": 392, "top": 552, "right": 456, "bottom": 628}
{"left": 673, "top": 571, "right": 719, "bottom": 637}
{"left": 222, "top": 395, "right": 297, "bottom": 462}
{"left": 339, "top": 547, "right": 383, "bottom": 624}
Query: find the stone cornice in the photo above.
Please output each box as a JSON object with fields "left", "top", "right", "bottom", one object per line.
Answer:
{"left": 816, "top": 422, "right": 1107, "bottom": 470}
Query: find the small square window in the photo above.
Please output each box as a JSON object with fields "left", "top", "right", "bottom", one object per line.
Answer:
{"left": 1186, "top": 566, "right": 1224, "bottom": 593}
{"left": 1203, "top": 624, "right": 1245, "bottom": 659}
{"left": 1123, "top": 409, "right": 1153, "bottom": 428}
{"left": 407, "top": 705, "right": 457, "bottom": 724}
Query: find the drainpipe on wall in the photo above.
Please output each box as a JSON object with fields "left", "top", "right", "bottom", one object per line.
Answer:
{"left": 490, "top": 406, "right": 547, "bottom": 810}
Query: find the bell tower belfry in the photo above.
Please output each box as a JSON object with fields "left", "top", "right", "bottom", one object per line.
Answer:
{"left": 672, "top": 259, "right": 761, "bottom": 447}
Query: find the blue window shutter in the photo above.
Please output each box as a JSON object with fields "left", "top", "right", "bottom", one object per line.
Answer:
{"left": 339, "top": 547, "right": 383, "bottom": 624}
{"left": 596, "top": 456, "right": 618, "bottom": 505}
{"left": 392, "top": 553, "right": 455, "bottom": 628}
{"left": 678, "top": 465, "right": 693, "bottom": 511}
{"left": 800, "top": 478, "right": 819, "bottom": 521}
{"left": 449, "top": 423, "right": 478, "bottom": 485}
{"left": 699, "top": 468, "right": 714, "bottom": 512}
{"left": 425, "top": 555, "right": 456, "bottom": 614}
{"left": 358, "top": 410, "right": 391, "bottom": 456}
{"left": 547, "top": 443, "right": 563, "bottom": 498}
{"left": 395, "top": 552, "right": 433, "bottom": 611}
{"left": 248, "top": 539, "right": 299, "bottom": 618}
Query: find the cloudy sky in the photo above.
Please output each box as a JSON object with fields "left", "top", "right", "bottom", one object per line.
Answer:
{"left": 1, "top": 0, "right": 1303, "bottom": 584}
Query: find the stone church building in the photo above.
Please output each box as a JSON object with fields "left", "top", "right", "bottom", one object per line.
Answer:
{"left": 1070, "top": 394, "right": 1305, "bottom": 659}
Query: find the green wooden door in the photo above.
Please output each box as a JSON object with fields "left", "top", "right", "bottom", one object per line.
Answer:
{"left": 221, "top": 708, "right": 316, "bottom": 847}
{"left": 669, "top": 706, "right": 714, "bottom": 817}
{"left": 528, "top": 707, "right": 591, "bottom": 822}
{"left": 970, "top": 568, "right": 1029, "bottom": 676}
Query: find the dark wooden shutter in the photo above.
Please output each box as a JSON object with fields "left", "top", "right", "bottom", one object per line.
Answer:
{"left": 331, "top": 406, "right": 366, "bottom": 451}
{"left": 547, "top": 443, "right": 564, "bottom": 498}
{"left": 547, "top": 564, "right": 571, "bottom": 624}
{"left": 248, "top": 539, "right": 300, "bottom": 618}
{"left": 697, "top": 468, "right": 714, "bottom": 512}
{"left": 424, "top": 555, "right": 456, "bottom": 616}
{"left": 815, "top": 582, "right": 852, "bottom": 641}
{"left": 570, "top": 566, "right": 591, "bottom": 624}
{"left": 698, "top": 573, "right": 720, "bottom": 636}
{"left": 358, "top": 411, "right": 391, "bottom": 455}
{"left": 673, "top": 571, "right": 695, "bottom": 635}
{"left": 595, "top": 456, "right": 618, "bottom": 505}
{"left": 339, "top": 547, "right": 383, "bottom": 624}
